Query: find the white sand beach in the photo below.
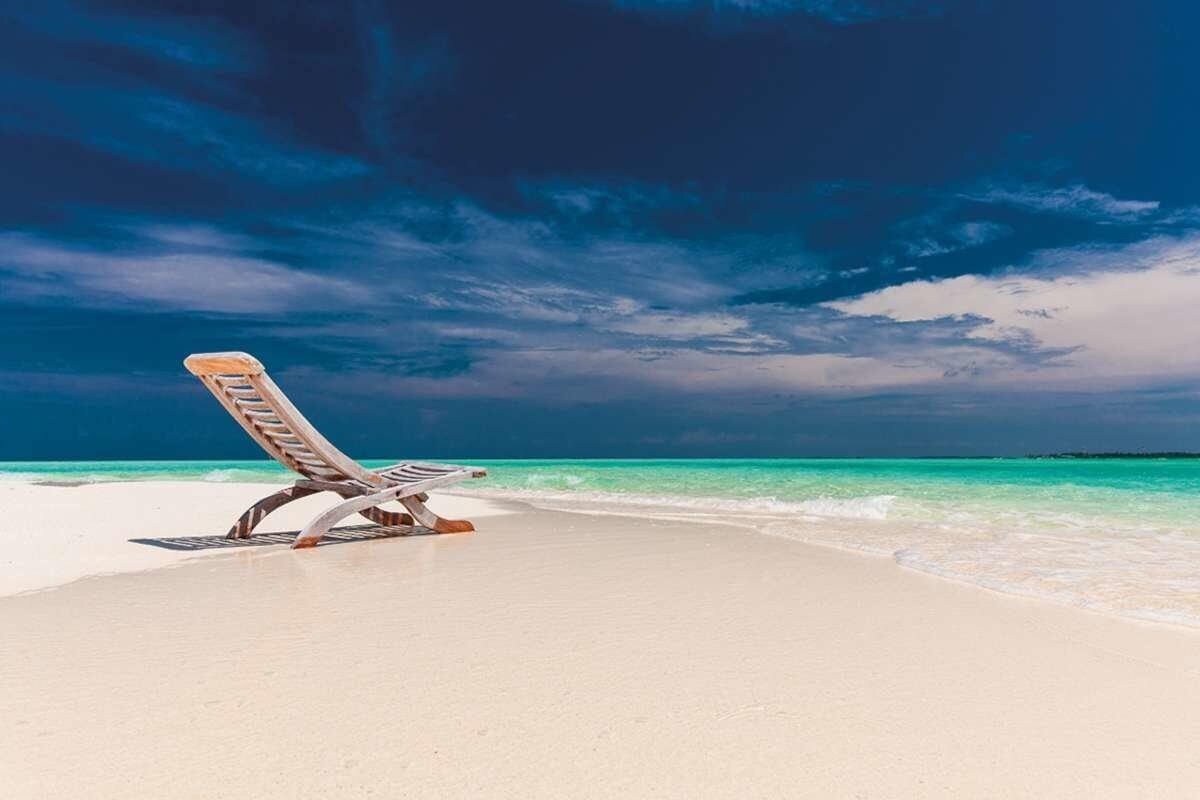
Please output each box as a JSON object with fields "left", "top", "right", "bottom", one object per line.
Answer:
{"left": 3, "top": 480, "right": 1200, "bottom": 798}
{"left": 0, "top": 480, "right": 510, "bottom": 597}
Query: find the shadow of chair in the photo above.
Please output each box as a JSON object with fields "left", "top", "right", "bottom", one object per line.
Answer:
{"left": 130, "top": 523, "right": 439, "bottom": 552}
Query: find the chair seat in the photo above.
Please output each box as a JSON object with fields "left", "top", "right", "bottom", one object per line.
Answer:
{"left": 375, "top": 462, "right": 485, "bottom": 486}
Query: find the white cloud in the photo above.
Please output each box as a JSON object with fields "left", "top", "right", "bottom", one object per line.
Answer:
{"left": 961, "top": 183, "right": 1159, "bottom": 222}
{"left": 0, "top": 233, "right": 372, "bottom": 313}
{"left": 130, "top": 223, "right": 258, "bottom": 250}
{"left": 0, "top": 194, "right": 790, "bottom": 357}
{"left": 600, "top": 311, "right": 748, "bottom": 338}
{"left": 291, "top": 346, "right": 948, "bottom": 401}
{"left": 419, "top": 276, "right": 781, "bottom": 349}
{"left": 827, "top": 235, "right": 1200, "bottom": 384}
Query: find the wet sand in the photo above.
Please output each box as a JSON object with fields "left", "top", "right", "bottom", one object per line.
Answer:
{"left": 2, "top": 482, "right": 1200, "bottom": 798}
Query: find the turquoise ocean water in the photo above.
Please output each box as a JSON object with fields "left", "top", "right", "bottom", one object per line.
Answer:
{"left": 4, "top": 458, "right": 1200, "bottom": 625}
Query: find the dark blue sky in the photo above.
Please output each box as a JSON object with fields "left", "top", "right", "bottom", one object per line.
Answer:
{"left": 4, "top": 0, "right": 1200, "bottom": 458}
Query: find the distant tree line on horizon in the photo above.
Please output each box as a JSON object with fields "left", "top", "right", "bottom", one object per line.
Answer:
{"left": 1028, "top": 452, "right": 1200, "bottom": 459}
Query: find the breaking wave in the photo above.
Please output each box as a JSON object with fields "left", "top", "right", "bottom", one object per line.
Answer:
{"left": 467, "top": 485, "right": 899, "bottom": 521}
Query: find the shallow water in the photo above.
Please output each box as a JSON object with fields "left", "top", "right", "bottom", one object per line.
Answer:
{"left": 4, "top": 458, "right": 1200, "bottom": 625}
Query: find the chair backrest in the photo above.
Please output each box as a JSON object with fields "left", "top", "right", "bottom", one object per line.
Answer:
{"left": 184, "top": 352, "right": 384, "bottom": 486}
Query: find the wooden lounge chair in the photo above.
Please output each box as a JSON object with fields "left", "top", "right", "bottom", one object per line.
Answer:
{"left": 184, "top": 351, "right": 486, "bottom": 548}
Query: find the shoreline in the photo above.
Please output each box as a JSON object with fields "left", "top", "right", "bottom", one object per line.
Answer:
{"left": 3, "top": 482, "right": 1200, "bottom": 796}
{"left": 2, "top": 479, "right": 1199, "bottom": 633}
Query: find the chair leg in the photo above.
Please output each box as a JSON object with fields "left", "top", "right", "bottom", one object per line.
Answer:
{"left": 400, "top": 495, "right": 475, "bottom": 534}
{"left": 293, "top": 490, "right": 475, "bottom": 548}
{"left": 293, "top": 489, "right": 391, "bottom": 549}
{"left": 226, "top": 485, "right": 319, "bottom": 540}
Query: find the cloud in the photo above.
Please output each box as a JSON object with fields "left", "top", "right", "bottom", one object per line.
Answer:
{"left": 601, "top": 310, "right": 748, "bottom": 339}
{"left": 135, "top": 97, "right": 368, "bottom": 183}
{"left": 23, "top": 182, "right": 1166, "bottom": 403}
{"left": 0, "top": 230, "right": 372, "bottom": 313}
{"left": 10, "top": 169, "right": 1196, "bottom": 407}
{"left": 285, "top": 196, "right": 741, "bottom": 312}
{"left": 899, "top": 220, "right": 1013, "bottom": 258}
{"left": 416, "top": 271, "right": 775, "bottom": 349}
{"left": 0, "top": 194, "right": 796, "bottom": 369}
{"left": 827, "top": 234, "right": 1200, "bottom": 385}
{"left": 420, "top": 279, "right": 634, "bottom": 323}
{"left": 960, "top": 183, "right": 1160, "bottom": 222}
{"left": 283, "top": 346, "right": 949, "bottom": 403}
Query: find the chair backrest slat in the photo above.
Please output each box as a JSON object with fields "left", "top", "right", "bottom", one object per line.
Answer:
{"left": 185, "top": 352, "right": 383, "bottom": 486}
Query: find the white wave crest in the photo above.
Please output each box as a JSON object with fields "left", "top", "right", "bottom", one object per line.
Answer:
{"left": 797, "top": 494, "right": 896, "bottom": 520}
{"left": 465, "top": 486, "right": 897, "bottom": 521}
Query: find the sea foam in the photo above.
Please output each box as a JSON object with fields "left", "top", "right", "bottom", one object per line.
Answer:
{"left": 468, "top": 485, "right": 899, "bottom": 521}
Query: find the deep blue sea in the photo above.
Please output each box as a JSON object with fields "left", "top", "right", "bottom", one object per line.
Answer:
{"left": 4, "top": 458, "right": 1200, "bottom": 625}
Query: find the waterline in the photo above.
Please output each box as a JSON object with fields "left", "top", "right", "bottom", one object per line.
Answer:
{"left": 5, "top": 458, "right": 1200, "bottom": 626}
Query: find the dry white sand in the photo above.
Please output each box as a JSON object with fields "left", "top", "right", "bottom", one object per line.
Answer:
{"left": 0, "top": 480, "right": 510, "bottom": 596}
{"left": 3, "top": 481, "right": 1200, "bottom": 798}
